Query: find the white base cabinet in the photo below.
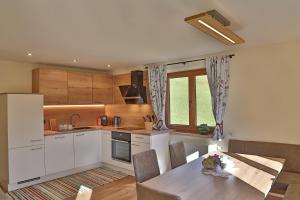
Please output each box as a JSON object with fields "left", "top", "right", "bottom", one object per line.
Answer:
{"left": 45, "top": 134, "right": 75, "bottom": 175}
{"left": 102, "top": 131, "right": 112, "bottom": 164}
{"left": 9, "top": 145, "right": 45, "bottom": 184}
{"left": 74, "top": 131, "right": 99, "bottom": 168}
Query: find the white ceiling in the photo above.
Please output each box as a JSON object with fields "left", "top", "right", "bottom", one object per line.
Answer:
{"left": 0, "top": 0, "right": 300, "bottom": 70}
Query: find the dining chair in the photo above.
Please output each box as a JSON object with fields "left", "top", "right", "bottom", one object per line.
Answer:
{"left": 169, "top": 142, "right": 187, "bottom": 169}
{"left": 133, "top": 149, "right": 160, "bottom": 183}
{"left": 136, "top": 182, "right": 181, "bottom": 200}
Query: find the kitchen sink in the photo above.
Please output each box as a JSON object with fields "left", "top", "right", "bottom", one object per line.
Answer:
{"left": 73, "top": 126, "right": 93, "bottom": 130}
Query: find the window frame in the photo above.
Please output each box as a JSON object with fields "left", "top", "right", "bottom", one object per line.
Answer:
{"left": 166, "top": 68, "right": 208, "bottom": 132}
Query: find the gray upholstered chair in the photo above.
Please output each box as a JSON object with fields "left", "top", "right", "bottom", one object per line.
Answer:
{"left": 169, "top": 142, "right": 187, "bottom": 169}
{"left": 133, "top": 149, "right": 160, "bottom": 183}
{"left": 136, "top": 183, "right": 181, "bottom": 200}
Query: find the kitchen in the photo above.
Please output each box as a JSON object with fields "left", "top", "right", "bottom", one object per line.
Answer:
{"left": 0, "top": 68, "right": 174, "bottom": 193}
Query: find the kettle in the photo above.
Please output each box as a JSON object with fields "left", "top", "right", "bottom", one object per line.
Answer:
{"left": 112, "top": 116, "right": 121, "bottom": 128}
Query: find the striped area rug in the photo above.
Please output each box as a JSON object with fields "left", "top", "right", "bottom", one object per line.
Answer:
{"left": 9, "top": 167, "right": 128, "bottom": 200}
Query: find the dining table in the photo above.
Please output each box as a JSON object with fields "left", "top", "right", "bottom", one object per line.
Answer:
{"left": 141, "top": 151, "right": 286, "bottom": 200}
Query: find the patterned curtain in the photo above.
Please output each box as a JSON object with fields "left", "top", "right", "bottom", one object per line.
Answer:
{"left": 206, "top": 56, "right": 231, "bottom": 140}
{"left": 147, "top": 64, "right": 168, "bottom": 130}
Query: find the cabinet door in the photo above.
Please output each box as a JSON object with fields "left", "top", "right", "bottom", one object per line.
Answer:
{"left": 68, "top": 72, "right": 93, "bottom": 104}
{"left": 92, "top": 74, "right": 113, "bottom": 104}
{"left": 33, "top": 68, "right": 68, "bottom": 105}
{"left": 45, "top": 134, "right": 74, "bottom": 175}
{"left": 74, "top": 131, "right": 99, "bottom": 168}
{"left": 98, "top": 132, "right": 102, "bottom": 162}
{"left": 9, "top": 145, "right": 45, "bottom": 184}
{"left": 131, "top": 142, "right": 150, "bottom": 158}
{"left": 7, "top": 94, "right": 44, "bottom": 149}
{"left": 101, "top": 131, "right": 112, "bottom": 164}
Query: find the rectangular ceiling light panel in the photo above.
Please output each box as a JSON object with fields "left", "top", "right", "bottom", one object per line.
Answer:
{"left": 185, "top": 12, "right": 245, "bottom": 45}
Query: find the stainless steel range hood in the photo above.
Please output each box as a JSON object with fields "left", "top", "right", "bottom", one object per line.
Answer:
{"left": 119, "top": 71, "right": 147, "bottom": 104}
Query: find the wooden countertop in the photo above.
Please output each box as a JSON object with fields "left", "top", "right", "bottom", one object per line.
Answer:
{"left": 44, "top": 126, "right": 173, "bottom": 137}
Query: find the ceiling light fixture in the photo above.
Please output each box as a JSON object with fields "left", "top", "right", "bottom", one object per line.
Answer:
{"left": 107, "top": 64, "right": 111, "bottom": 68}
{"left": 73, "top": 59, "right": 78, "bottom": 63}
{"left": 185, "top": 10, "right": 244, "bottom": 45}
{"left": 27, "top": 52, "right": 32, "bottom": 56}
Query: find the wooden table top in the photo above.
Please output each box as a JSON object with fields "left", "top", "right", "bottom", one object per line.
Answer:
{"left": 142, "top": 152, "right": 285, "bottom": 200}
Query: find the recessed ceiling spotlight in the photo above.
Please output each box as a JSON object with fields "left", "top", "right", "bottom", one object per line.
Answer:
{"left": 107, "top": 64, "right": 111, "bottom": 68}
{"left": 73, "top": 59, "right": 77, "bottom": 63}
{"left": 27, "top": 52, "right": 32, "bottom": 56}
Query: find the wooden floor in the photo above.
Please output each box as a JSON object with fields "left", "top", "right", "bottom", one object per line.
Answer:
{"left": 66, "top": 176, "right": 137, "bottom": 200}
{"left": 65, "top": 175, "right": 284, "bottom": 200}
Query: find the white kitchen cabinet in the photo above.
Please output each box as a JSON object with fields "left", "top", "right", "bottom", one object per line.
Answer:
{"left": 7, "top": 94, "right": 44, "bottom": 149}
{"left": 74, "top": 131, "right": 99, "bottom": 168}
{"left": 98, "top": 132, "right": 102, "bottom": 162}
{"left": 101, "top": 131, "right": 112, "bottom": 164}
{"left": 8, "top": 145, "right": 45, "bottom": 184}
{"left": 131, "top": 142, "right": 150, "bottom": 158}
{"left": 45, "top": 134, "right": 74, "bottom": 175}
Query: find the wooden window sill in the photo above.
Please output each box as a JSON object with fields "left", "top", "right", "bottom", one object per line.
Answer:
{"left": 171, "top": 131, "right": 213, "bottom": 139}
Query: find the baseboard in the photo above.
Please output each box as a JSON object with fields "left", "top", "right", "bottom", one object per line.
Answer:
{"left": 8, "top": 162, "right": 103, "bottom": 191}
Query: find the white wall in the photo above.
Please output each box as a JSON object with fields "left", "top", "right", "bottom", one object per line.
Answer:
{"left": 223, "top": 40, "right": 300, "bottom": 146}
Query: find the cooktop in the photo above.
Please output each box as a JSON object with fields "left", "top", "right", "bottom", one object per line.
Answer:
{"left": 117, "top": 127, "right": 143, "bottom": 131}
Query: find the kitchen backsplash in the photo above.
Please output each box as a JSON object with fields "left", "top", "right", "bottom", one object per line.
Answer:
{"left": 105, "top": 104, "right": 153, "bottom": 128}
{"left": 44, "top": 106, "right": 105, "bottom": 130}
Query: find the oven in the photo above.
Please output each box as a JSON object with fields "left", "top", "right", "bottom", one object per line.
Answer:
{"left": 111, "top": 131, "right": 131, "bottom": 163}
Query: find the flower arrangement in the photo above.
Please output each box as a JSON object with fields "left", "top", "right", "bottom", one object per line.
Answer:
{"left": 202, "top": 154, "right": 226, "bottom": 170}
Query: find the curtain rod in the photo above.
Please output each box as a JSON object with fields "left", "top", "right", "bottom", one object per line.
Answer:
{"left": 166, "top": 54, "right": 235, "bottom": 66}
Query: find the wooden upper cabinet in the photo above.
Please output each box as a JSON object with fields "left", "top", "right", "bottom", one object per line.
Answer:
{"left": 68, "top": 72, "right": 92, "bottom": 105}
{"left": 32, "top": 68, "right": 68, "bottom": 105}
{"left": 92, "top": 74, "right": 113, "bottom": 104}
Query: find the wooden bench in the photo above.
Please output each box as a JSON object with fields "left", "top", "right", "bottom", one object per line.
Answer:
{"left": 228, "top": 140, "right": 300, "bottom": 185}
{"left": 284, "top": 184, "right": 300, "bottom": 200}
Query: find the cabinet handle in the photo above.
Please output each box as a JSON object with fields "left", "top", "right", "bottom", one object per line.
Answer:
{"left": 135, "top": 137, "right": 144, "bottom": 139}
{"left": 31, "top": 147, "right": 42, "bottom": 151}
{"left": 31, "top": 139, "right": 42, "bottom": 142}
{"left": 55, "top": 136, "right": 65, "bottom": 139}
{"left": 131, "top": 144, "right": 140, "bottom": 147}
{"left": 76, "top": 133, "right": 85, "bottom": 137}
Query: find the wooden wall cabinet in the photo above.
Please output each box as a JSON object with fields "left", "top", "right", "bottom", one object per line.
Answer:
{"left": 92, "top": 74, "right": 113, "bottom": 104}
{"left": 67, "top": 72, "right": 93, "bottom": 105}
{"left": 32, "top": 69, "right": 68, "bottom": 105}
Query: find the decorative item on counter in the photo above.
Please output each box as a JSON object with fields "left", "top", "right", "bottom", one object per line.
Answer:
{"left": 99, "top": 115, "right": 108, "bottom": 126}
{"left": 49, "top": 119, "right": 57, "bottom": 131}
{"left": 143, "top": 115, "right": 155, "bottom": 130}
{"left": 202, "top": 154, "right": 230, "bottom": 178}
{"left": 112, "top": 116, "right": 121, "bottom": 128}
{"left": 197, "top": 124, "right": 215, "bottom": 135}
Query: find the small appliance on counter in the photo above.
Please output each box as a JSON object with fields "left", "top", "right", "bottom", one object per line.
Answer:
{"left": 112, "top": 116, "right": 121, "bottom": 128}
{"left": 100, "top": 115, "right": 108, "bottom": 126}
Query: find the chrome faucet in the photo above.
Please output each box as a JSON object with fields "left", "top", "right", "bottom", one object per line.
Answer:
{"left": 70, "top": 113, "right": 81, "bottom": 127}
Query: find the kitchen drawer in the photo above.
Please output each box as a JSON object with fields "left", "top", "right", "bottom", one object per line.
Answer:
{"left": 131, "top": 134, "right": 150, "bottom": 144}
{"left": 131, "top": 142, "right": 150, "bottom": 157}
{"left": 9, "top": 145, "right": 45, "bottom": 184}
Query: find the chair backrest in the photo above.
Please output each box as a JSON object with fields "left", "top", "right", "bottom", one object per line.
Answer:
{"left": 169, "top": 142, "right": 187, "bottom": 169}
{"left": 133, "top": 149, "right": 160, "bottom": 183}
{"left": 136, "top": 183, "right": 181, "bottom": 200}
{"left": 228, "top": 139, "right": 300, "bottom": 173}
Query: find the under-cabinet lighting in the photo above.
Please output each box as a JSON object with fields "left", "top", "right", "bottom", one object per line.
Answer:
{"left": 198, "top": 20, "right": 235, "bottom": 44}
{"left": 43, "top": 105, "right": 105, "bottom": 108}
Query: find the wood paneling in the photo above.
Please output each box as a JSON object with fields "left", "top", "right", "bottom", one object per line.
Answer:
{"left": 32, "top": 69, "right": 68, "bottom": 105}
{"left": 68, "top": 72, "right": 93, "bottom": 104}
{"left": 92, "top": 74, "right": 113, "bottom": 104}
{"left": 44, "top": 106, "right": 105, "bottom": 129}
{"left": 105, "top": 104, "right": 153, "bottom": 127}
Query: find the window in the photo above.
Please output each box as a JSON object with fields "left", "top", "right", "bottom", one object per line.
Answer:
{"left": 166, "top": 69, "right": 215, "bottom": 132}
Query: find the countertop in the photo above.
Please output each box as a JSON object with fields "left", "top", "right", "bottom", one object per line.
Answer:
{"left": 44, "top": 126, "right": 173, "bottom": 137}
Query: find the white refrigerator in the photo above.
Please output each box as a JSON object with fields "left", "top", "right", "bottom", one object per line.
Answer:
{"left": 0, "top": 94, "right": 45, "bottom": 191}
